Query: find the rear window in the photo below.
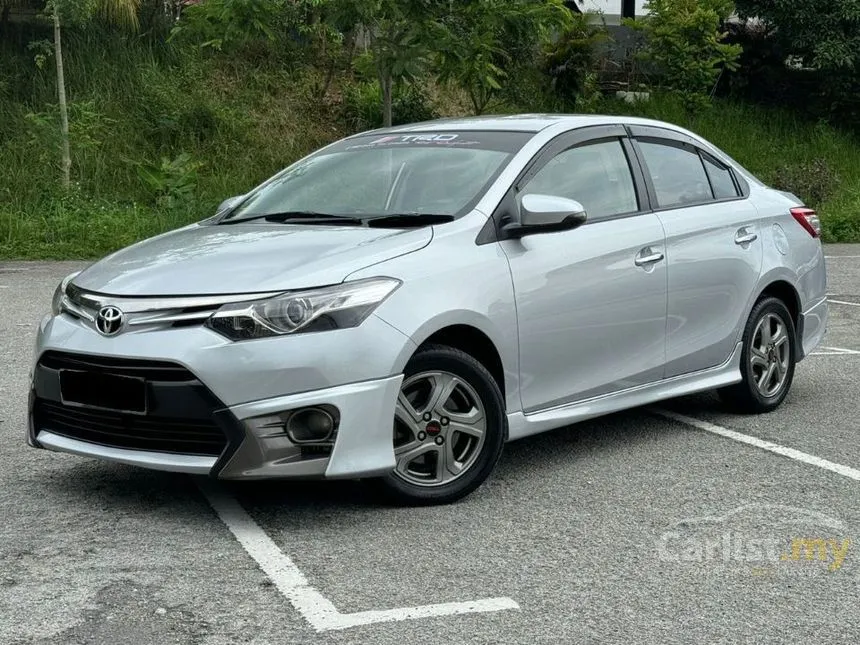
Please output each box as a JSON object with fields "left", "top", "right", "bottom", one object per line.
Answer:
{"left": 638, "top": 141, "right": 712, "bottom": 208}
{"left": 702, "top": 155, "right": 739, "bottom": 199}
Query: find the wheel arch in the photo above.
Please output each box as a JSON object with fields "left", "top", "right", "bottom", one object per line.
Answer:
{"left": 755, "top": 277, "right": 804, "bottom": 359}
{"left": 417, "top": 324, "right": 506, "bottom": 399}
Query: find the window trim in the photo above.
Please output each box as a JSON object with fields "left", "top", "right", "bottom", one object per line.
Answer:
{"left": 626, "top": 124, "right": 750, "bottom": 202}
{"left": 517, "top": 137, "right": 643, "bottom": 224}
{"left": 699, "top": 150, "right": 742, "bottom": 200}
{"left": 629, "top": 134, "right": 751, "bottom": 214}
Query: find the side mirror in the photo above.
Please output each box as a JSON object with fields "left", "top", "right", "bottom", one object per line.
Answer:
{"left": 216, "top": 195, "right": 244, "bottom": 214}
{"left": 502, "top": 193, "right": 587, "bottom": 239}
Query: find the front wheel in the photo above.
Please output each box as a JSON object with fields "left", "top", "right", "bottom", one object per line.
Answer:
{"left": 376, "top": 345, "right": 506, "bottom": 506}
{"left": 718, "top": 296, "right": 796, "bottom": 414}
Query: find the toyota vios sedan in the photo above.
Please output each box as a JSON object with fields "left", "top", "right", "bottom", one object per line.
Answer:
{"left": 29, "top": 115, "right": 828, "bottom": 505}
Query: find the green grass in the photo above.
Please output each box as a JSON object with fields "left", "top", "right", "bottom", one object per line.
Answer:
{"left": 1, "top": 33, "right": 858, "bottom": 259}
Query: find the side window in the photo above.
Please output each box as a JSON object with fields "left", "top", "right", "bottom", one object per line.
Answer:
{"left": 638, "top": 140, "right": 713, "bottom": 208}
{"left": 521, "top": 139, "right": 638, "bottom": 220}
{"left": 701, "top": 154, "right": 739, "bottom": 199}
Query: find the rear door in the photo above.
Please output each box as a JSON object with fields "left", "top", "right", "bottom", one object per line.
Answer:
{"left": 629, "top": 126, "right": 763, "bottom": 378}
{"left": 500, "top": 126, "right": 668, "bottom": 413}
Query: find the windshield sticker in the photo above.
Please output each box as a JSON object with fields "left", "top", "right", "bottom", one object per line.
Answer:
{"left": 345, "top": 133, "right": 485, "bottom": 151}
{"left": 331, "top": 130, "right": 532, "bottom": 154}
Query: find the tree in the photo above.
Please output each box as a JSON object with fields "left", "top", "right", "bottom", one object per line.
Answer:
{"left": 47, "top": 0, "right": 140, "bottom": 188}
{"left": 734, "top": 0, "right": 860, "bottom": 72}
{"left": 632, "top": 0, "right": 741, "bottom": 116}
{"left": 334, "top": 0, "right": 438, "bottom": 127}
{"left": 433, "top": 0, "right": 572, "bottom": 115}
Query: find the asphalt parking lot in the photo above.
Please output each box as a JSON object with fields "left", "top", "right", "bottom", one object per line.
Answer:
{"left": 2, "top": 245, "right": 859, "bottom": 645}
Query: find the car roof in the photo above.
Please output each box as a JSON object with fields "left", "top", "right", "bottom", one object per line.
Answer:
{"left": 367, "top": 114, "right": 691, "bottom": 135}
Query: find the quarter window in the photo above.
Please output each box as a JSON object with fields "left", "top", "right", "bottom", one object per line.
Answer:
{"left": 521, "top": 140, "right": 638, "bottom": 220}
{"left": 638, "top": 141, "right": 713, "bottom": 208}
{"left": 702, "top": 154, "right": 739, "bottom": 199}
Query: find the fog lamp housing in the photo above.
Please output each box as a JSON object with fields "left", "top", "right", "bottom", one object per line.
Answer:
{"left": 286, "top": 406, "right": 339, "bottom": 444}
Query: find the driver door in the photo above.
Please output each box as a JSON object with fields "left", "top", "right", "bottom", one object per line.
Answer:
{"left": 499, "top": 127, "right": 668, "bottom": 413}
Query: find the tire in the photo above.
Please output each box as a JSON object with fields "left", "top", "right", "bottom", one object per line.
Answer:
{"left": 376, "top": 344, "right": 507, "bottom": 506}
{"left": 718, "top": 296, "right": 796, "bottom": 414}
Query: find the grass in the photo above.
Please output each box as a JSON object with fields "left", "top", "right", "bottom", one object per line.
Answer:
{"left": 1, "top": 31, "right": 858, "bottom": 259}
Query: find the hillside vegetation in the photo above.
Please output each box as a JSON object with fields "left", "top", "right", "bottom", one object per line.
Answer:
{"left": 1, "top": 5, "right": 859, "bottom": 259}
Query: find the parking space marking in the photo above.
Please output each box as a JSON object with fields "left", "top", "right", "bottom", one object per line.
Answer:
{"left": 652, "top": 409, "right": 860, "bottom": 483}
{"left": 829, "top": 299, "right": 860, "bottom": 307}
{"left": 197, "top": 480, "right": 519, "bottom": 632}
{"left": 824, "top": 255, "right": 860, "bottom": 259}
{"left": 811, "top": 346, "right": 860, "bottom": 356}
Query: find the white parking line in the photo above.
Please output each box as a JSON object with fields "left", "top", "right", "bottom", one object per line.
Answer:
{"left": 197, "top": 480, "right": 519, "bottom": 632}
{"left": 824, "top": 255, "right": 860, "bottom": 259}
{"left": 811, "top": 346, "right": 860, "bottom": 356}
{"left": 652, "top": 409, "right": 860, "bottom": 483}
{"left": 829, "top": 299, "right": 860, "bottom": 307}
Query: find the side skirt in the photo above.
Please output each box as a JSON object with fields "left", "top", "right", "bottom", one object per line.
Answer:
{"left": 506, "top": 342, "right": 743, "bottom": 441}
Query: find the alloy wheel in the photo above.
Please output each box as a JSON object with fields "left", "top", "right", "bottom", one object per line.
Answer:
{"left": 393, "top": 370, "right": 487, "bottom": 487}
{"left": 749, "top": 312, "right": 791, "bottom": 397}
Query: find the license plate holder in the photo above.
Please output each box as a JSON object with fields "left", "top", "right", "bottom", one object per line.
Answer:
{"left": 59, "top": 370, "right": 148, "bottom": 415}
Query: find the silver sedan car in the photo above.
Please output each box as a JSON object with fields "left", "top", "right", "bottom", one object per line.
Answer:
{"left": 30, "top": 115, "right": 828, "bottom": 505}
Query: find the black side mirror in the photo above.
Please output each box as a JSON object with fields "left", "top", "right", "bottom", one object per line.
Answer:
{"left": 502, "top": 193, "right": 588, "bottom": 239}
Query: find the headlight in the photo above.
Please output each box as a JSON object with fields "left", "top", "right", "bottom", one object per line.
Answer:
{"left": 205, "top": 277, "right": 401, "bottom": 341}
{"left": 51, "top": 271, "right": 81, "bottom": 316}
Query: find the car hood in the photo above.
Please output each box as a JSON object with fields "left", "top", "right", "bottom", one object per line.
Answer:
{"left": 73, "top": 222, "right": 433, "bottom": 296}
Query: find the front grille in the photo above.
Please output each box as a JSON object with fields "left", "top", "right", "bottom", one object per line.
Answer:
{"left": 34, "top": 399, "right": 227, "bottom": 456}
{"left": 33, "top": 351, "right": 230, "bottom": 458}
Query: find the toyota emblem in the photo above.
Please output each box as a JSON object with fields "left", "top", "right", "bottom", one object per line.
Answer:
{"left": 95, "top": 306, "right": 124, "bottom": 336}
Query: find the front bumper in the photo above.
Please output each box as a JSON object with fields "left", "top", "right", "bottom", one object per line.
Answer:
{"left": 29, "top": 312, "right": 413, "bottom": 479}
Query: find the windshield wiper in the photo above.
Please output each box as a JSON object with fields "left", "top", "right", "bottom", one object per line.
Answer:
{"left": 364, "top": 214, "right": 454, "bottom": 228}
{"left": 221, "top": 211, "right": 363, "bottom": 226}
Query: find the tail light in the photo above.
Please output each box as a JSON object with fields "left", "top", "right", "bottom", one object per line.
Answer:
{"left": 790, "top": 207, "right": 821, "bottom": 238}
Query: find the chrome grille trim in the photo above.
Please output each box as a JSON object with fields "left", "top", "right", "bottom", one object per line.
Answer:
{"left": 60, "top": 285, "right": 282, "bottom": 332}
{"left": 66, "top": 285, "right": 281, "bottom": 313}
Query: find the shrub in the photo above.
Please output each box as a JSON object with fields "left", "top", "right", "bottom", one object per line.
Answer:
{"left": 342, "top": 81, "right": 436, "bottom": 131}
{"left": 542, "top": 13, "right": 609, "bottom": 108}
{"left": 631, "top": 0, "right": 742, "bottom": 116}
{"left": 129, "top": 153, "right": 204, "bottom": 209}
{"left": 770, "top": 158, "right": 840, "bottom": 208}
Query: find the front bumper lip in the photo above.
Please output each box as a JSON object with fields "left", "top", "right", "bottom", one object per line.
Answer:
{"left": 36, "top": 430, "right": 217, "bottom": 474}
{"left": 33, "top": 373, "right": 404, "bottom": 480}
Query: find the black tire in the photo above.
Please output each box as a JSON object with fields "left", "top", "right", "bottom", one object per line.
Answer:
{"left": 376, "top": 344, "right": 506, "bottom": 506}
{"left": 718, "top": 296, "right": 796, "bottom": 414}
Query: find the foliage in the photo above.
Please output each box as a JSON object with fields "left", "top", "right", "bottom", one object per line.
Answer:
{"left": 543, "top": 12, "right": 609, "bottom": 108}
{"left": 432, "top": 0, "right": 571, "bottom": 115}
{"left": 771, "top": 157, "right": 840, "bottom": 208}
{"left": 129, "top": 152, "right": 203, "bottom": 209}
{"left": 336, "top": 0, "right": 440, "bottom": 126}
{"left": 342, "top": 80, "right": 436, "bottom": 131}
{"left": 169, "top": 0, "right": 282, "bottom": 50}
{"left": 735, "top": 0, "right": 860, "bottom": 72}
{"left": 630, "top": 0, "right": 741, "bottom": 116}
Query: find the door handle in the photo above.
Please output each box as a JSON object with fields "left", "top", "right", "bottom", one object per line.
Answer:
{"left": 734, "top": 228, "right": 758, "bottom": 245}
{"left": 634, "top": 249, "right": 665, "bottom": 267}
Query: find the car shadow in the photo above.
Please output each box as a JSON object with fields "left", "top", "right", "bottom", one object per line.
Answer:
{"left": 41, "top": 393, "right": 724, "bottom": 516}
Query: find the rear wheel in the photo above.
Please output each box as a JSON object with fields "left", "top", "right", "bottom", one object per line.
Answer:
{"left": 377, "top": 345, "right": 506, "bottom": 505}
{"left": 719, "top": 296, "right": 796, "bottom": 414}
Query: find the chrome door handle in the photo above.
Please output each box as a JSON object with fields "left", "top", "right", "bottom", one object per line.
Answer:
{"left": 634, "top": 249, "right": 665, "bottom": 267}
{"left": 734, "top": 229, "right": 758, "bottom": 245}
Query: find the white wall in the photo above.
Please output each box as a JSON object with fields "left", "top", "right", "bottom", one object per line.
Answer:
{"left": 575, "top": 0, "right": 650, "bottom": 18}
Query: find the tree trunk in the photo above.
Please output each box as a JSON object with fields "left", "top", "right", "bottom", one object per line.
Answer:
{"left": 53, "top": 8, "right": 71, "bottom": 189}
{"left": 381, "top": 72, "right": 393, "bottom": 127}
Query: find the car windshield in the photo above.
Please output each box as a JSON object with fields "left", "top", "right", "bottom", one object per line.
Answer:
{"left": 220, "top": 131, "right": 532, "bottom": 223}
